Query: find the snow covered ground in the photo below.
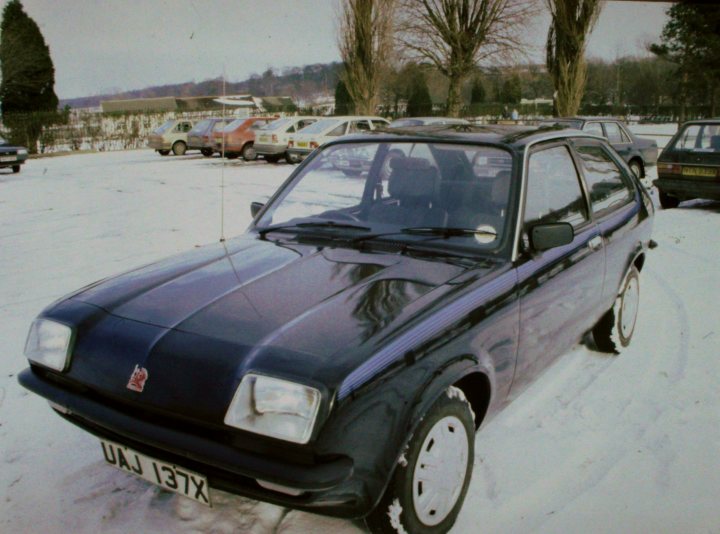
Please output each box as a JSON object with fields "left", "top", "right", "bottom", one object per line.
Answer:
{"left": 1, "top": 137, "right": 718, "bottom": 533}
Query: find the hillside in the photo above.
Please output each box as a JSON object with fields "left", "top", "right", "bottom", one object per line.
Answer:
{"left": 60, "top": 62, "right": 343, "bottom": 109}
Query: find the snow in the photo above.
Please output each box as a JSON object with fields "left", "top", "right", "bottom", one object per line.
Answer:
{"left": 1, "top": 140, "right": 719, "bottom": 533}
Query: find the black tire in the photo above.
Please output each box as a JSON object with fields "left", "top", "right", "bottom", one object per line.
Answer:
{"left": 158, "top": 150, "right": 170, "bottom": 156}
{"left": 285, "top": 152, "right": 299, "bottom": 164}
{"left": 172, "top": 141, "right": 187, "bottom": 156}
{"left": 12, "top": 165, "right": 20, "bottom": 173}
{"left": 365, "top": 387, "right": 475, "bottom": 534}
{"left": 629, "top": 159, "right": 642, "bottom": 178}
{"left": 241, "top": 143, "right": 257, "bottom": 161}
{"left": 200, "top": 148, "right": 213, "bottom": 157}
{"left": 225, "top": 152, "right": 239, "bottom": 160}
{"left": 264, "top": 154, "right": 281, "bottom": 164}
{"left": 341, "top": 169, "right": 363, "bottom": 177}
{"left": 592, "top": 265, "right": 640, "bottom": 353}
{"left": 658, "top": 190, "right": 680, "bottom": 209}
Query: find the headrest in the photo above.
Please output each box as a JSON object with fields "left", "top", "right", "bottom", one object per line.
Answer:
{"left": 388, "top": 163, "right": 438, "bottom": 201}
{"left": 390, "top": 156, "right": 431, "bottom": 171}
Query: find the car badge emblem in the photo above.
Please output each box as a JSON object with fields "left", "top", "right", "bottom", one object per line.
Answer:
{"left": 127, "top": 365, "right": 149, "bottom": 392}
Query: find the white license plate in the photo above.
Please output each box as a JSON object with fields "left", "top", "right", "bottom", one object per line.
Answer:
{"left": 0, "top": 156, "right": 16, "bottom": 162}
{"left": 100, "top": 439, "right": 211, "bottom": 506}
{"left": 297, "top": 141, "right": 308, "bottom": 148}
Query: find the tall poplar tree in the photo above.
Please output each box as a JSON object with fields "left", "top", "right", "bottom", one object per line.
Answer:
{"left": 0, "top": 0, "right": 59, "bottom": 150}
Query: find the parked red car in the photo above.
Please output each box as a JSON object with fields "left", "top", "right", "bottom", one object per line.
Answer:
{"left": 212, "top": 117, "right": 275, "bottom": 160}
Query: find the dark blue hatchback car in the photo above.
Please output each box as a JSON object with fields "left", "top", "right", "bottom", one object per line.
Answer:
{"left": 20, "top": 125, "right": 654, "bottom": 533}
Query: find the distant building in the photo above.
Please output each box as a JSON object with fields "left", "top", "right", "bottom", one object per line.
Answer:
{"left": 101, "top": 95, "right": 296, "bottom": 114}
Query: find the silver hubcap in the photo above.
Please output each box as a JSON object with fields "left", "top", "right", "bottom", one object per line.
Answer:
{"left": 620, "top": 276, "right": 639, "bottom": 338}
{"left": 412, "top": 415, "right": 469, "bottom": 526}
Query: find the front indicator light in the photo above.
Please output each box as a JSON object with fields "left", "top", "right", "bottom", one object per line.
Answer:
{"left": 24, "top": 319, "right": 73, "bottom": 372}
{"left": 224, "top": 374, "right": 321, "bottom": 444}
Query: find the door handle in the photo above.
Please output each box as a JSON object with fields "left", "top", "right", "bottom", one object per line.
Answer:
{"left": 588, "top": 236, "right": 603, "bottom": 251}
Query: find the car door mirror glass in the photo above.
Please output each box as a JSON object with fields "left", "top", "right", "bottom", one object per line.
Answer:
{"left": 251, "top": 202, "right": 264, "bottom": 218}
{"left": 530, "top": 222, "right": 574, "bottom": 251}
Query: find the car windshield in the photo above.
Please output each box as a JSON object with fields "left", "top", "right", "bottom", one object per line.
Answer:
{"left": 263, "top": 118, "right": 292, "bottom": 131}
{"left": 189, "top": 119, "right": 211, "bottom": 133}
{"left": 297, "top": 119, "right": 341, "bottom": 135}
{"left": 153, "top": 120, "right": 175, "bottom": 134}
{"left": 671, "top": 123, "right": 720, "bottom": 152}
{"left": 255, "top": 141, "right": 515, "bottom": 255}
{"left": 224, "top": 118, "right": 248, "bottom": 132}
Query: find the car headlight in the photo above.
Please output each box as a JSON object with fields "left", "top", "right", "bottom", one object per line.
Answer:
{"left": 224, "top": 374, "right": 321, "bottom": 444}
{"left": 17, "top": 148, "right": 28, "bottom": 155}
{"left": 24, "top": 319, "right": 73, "bottom": 372}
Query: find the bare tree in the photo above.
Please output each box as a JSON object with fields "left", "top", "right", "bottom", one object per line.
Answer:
{"left": 546, "top": 0, "right": 602, "bottom": 116}
{"left": 396, "top": 0, "right": 537, "bottom": 117}
{"left": 337, "top": 0, "right": 396, "bottom": 115}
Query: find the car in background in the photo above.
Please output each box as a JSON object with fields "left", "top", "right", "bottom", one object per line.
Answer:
{"left": 388, "top": 117, "right": 471, "bottom": 128}
{"left": 187, "top": 118, "right": 232, "bottom": 157}
{"left": 0, "top": 137, "right": 28, "bottom": 173}
{"left": 147, "top": 119, "right": 194, "bottom": 156}
{"left": 654, "top": 119, "right": 720, "bottom": 209}
{"left": 213, "top": 117, "right": 276, "bottom": 160}
{"left": 539, "top": 117, "right": 658, "bottom": 178}
{"left": 286, "top": 116, "right": 389, "bottom": 161}
{"left": 254, "top": 116, "right": 319, "bottom": 163}
{"left": 19, "top": 124, "right": 654, "bottom": 533}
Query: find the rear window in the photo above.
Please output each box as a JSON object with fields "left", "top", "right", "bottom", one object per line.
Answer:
{"left": 263, "top": 118, "right": 292, "bottom": 131}
{"left": 672, "top": 124, "right": 720, "bottom": 152}
{"left": 299, "top": 119, "right": 342, "bottom": 134}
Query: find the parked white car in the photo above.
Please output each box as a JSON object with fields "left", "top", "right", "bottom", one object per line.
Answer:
{"left": 147, "top": 119, "right": 194, "bottom": 156}
{"left": 287, "top": 116, "right": 390, "bottom": 161}
{"left": 254, "top": 116, "right": 319, "bottom": 163}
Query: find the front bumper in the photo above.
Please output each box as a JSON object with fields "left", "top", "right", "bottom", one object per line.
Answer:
{"left": 0, "top": 152, "right": 27, "bottom": 167}
{"left": 19, "top": 367, "right": 364, "bottom": 517}
{"left": 654, "top": 177, "right": 720, "bottom": 201}
{"left": 254, "top": 143, "right": 287, "bottom": 156}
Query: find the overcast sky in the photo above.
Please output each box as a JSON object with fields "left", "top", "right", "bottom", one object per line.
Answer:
{"left": 12, "top": 0, "right": 671, "bottom": 100}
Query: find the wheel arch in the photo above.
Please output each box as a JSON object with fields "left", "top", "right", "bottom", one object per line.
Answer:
{"left": 629, "top": 156, "right": 645, "bottom": 177}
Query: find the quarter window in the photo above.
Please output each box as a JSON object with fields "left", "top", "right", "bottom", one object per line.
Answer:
{"left": 327, "top": 123, "right": 347, "bottom": 136}
{"left": 584, "top": 122, "right": 603, "bottom": 136}
{"left": 524, "top": 145, "right": 588, "bottom": 229}
{"left": 574, "top": 143, "right": 633, "bottom": 213}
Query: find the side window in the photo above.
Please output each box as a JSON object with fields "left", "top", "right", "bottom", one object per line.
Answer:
{"left": 174, "top": 123, "right": 183, "bottom": 132}
{"left": 286, "top": 124, "right": 296, "bottom": 133}
{"left": 326, "top": 122, "right": 347, "bottom": 136}
{"left": 524, "top": 145, "right": 588, "bottom": 229}
{"left": 584, "top": 122, "right": 603, "bottom": 136}
{"left": 603, "top": 122, "right": 624, "bottom": 143}
{"left": 574, "top": 143, "right": 633, "bottom": 214}
{"left": 371, "top": 120, "right": 388, "bottom": 129}
{"left": 349, "top": 120, "right": 371, "bottom": 133}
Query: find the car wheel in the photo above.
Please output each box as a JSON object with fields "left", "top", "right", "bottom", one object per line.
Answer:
{"left": 12, "top": 165, "right": 20, "bottom": 173}
{"left": 592, "top": 265, "right": 640, "bottom": 353}
{"left": 658, "top": 190, "right": 680, "bottom": 209}
{"left": 285, "top": 152, "right": 299, "bottom": 164}
{"left": 172, "top": 141, "right": 187, "bottom": 156}
{"left": 241, "top": 143, "right": 257, "bottom": 161}
{"left": 225, "top": 152, "right": 239, "bottom": 160}
{"left": 201, "top": 148, "right": 213, "bottom": 157}
{"left": 265, "top": 154, "right": 281, "bottom": 164}
{"left": 365, "top": 387, "right": 475, "bottom": 534}
{"left": 158, "top": 150, "right": 170, "bottom": 156}
{"left": 629, "top": 159, "right": 642, "bottom": 178}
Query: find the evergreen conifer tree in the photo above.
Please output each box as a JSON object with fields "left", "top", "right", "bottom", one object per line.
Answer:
{"left": 0, "top": 0, "right": 59, "bottom": 150}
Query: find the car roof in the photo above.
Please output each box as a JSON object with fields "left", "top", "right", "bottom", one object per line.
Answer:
{"left": 325, "top": 123, "right": 599, "bottom": 150}
{"left": 678, "top": 118, "right": 720, "bottom": 126}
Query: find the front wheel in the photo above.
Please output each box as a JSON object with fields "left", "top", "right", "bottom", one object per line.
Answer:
{"left": 158, "top": 150, "right": 170, "bottom": 156}
{"left": 200, "top": 148, "right": 213, "bottom": 157}
{"left": 12, "top": 165, "right": 20, "bottom": 173}
{"left": 592, "top": 265, "right": 640, "bottom": 353}
{"left": 241, "top": 143, "right": 257, "bottom": 161}
{"left": 365, "top": 387, "right": 475, "bottom": 534}
{"left": 264, "top": 154, "right": 281, "bottom": 164}
{"left": 285, "top": 152, "right": 299, "bottom": 164}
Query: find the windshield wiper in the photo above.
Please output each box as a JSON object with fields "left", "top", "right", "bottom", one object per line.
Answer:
{"left": 257, "top": 220, "right": 371, "bottom": 238}
{"left": 351, "top": 226, "right": 497, "bottom": 244}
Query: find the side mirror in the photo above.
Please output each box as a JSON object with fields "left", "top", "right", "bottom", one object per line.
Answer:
{"left": 530, "top": 222, "right": 574, "bottom": 251}
{"left": 250, "top": 202, "right": 264, "bottom": 218}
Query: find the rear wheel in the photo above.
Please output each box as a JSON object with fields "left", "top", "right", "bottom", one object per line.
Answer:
{"left": 264, "top": 154, "right": 281, "bottom": 164}
{"left": 172, "top": 141, "right": 187, "bottom": 156}
{"left": 241, "top": 143, "right": 257, "bottom": 161}
{"left": 12, "top": 165, "right": 20, "bottom": 173}
{"left": 158, "top": 150, "right": 170, "bottom": 156}
{"left": 200, "top": 148, "right": 213, "bottom": 157}
{"left": 592, "top": 265, "right": 640, "bottom": 353}
{"left": 629, "top": 159, "right": 642, "bottom": 178}
{"left": 658, "top": 190, "right": 680, "bottom": 209}
{"left": 365, "top": 387, "right": 475, "bottom": 534}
